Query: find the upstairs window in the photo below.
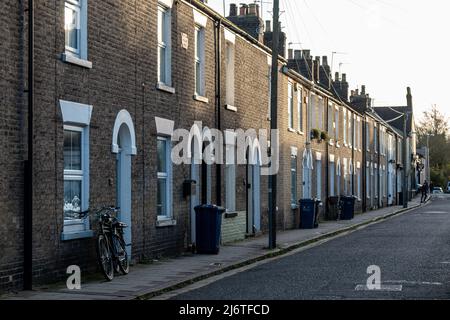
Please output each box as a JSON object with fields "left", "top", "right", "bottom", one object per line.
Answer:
{"left": 297, "top": 87, "right": 303, "bottom": 132}
{"left": 194, "top": 26, "right": 205, "bottom": 96}
{"left": 343, "top": 109, "right": 347, "bottom": 145}
{"left": 158, "top": 4, "right": 172, "bottom": 86}
{"left": 64, "top": 0, "right": 88, "bottom": 62}
{"left": 225, "top": 41, "right": 235, "bottom": 107}
{"left": 288, "top": 82, "right": 294, "bottom": 129}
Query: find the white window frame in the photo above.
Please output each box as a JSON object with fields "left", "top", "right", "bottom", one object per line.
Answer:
{"left": 297, "top": 86, "right": 303, "bottom": 133}
{"left": 288, "top": 82, "right": 294, "bottom": 129}
{"left": 318, "top": 97, "right": 324, "bottom": 130}
{"left": 194, "top": 25, "right": 205, "bottom": 97}
{"left": 347, "top": 111, "right": 352, "bottom": 148}
{"left": 374, "top": 122, "right": 378, "bottom": 154}
{"left": 157, "top": 136, "right": 173, "bottom": 220}
{"left": 60, "top": 100, "right": 92, "bottom": 241}
{"left": 225, "top": 132, "right": 236, "bottom": 212}
{"left": 329, "top": 158, "right": 335, "bottom": 196}
{"left": 343, "top": 108, "right": 347, "bottom": 146}
{"left": 357, "top": 117, "right": 361, "bottom": 151}
{"left": 225, "top": 40, "right": 235, "bottom": 108}
{"left": 366, "top": 120, "right": 370, "bottom": 152}
{"left": 328, "top": 103, "right": 334, "bottom": 144}
{"left": 158, "top": 4, "right": 172, "bottom": 87}
{"left": 63, "top": 125, "right": 89, "bottom": 235}
{"left": 291, "top": 154, "right": 298, "bottom": 207}
{"left": 335, "top": 105, "right": 340, "bottom": 147}
{"left": 316, "top": 159, "right": 322, "bottom": 200}
{"left": 63, "top": 0, "right": 91, "bottom": 68}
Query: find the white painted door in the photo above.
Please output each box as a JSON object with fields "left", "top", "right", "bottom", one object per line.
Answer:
{"left": 388, "top": 164, "right": 394, "bottom": 205}
{"left": 116, "top": 149, "right": 132, "bottom": 258}
{"left": 247, "top": 163, "right": 261, "bottom": 234}
{"left": 190, "top": 164, "right": 201, "bottom": 244}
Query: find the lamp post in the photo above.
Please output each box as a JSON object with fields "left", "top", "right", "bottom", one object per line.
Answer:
{"left": 402, "top": 110, "right": 408, "bottom": 208}
{"left": 426, "top": 134, "right": 433, "bottom": 182}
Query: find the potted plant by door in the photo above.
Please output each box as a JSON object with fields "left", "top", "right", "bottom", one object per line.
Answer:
{"left": 311, "top": 128, "right": 320, "bottom": 140}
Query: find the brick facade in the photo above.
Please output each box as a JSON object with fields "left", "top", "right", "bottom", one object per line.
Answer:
{"left": 0, "top": 0, "right": 411, "bottom": 292}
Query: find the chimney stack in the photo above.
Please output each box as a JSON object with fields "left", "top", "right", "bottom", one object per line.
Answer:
{"left": 265, "top": 20, "right": 271, "bottom": 32}
{"left": 335, "top": 72, "right": 339, "bottom": 81}
{"left": 288, "top": 48, "right": 293, "bottom": 60}
{"left": 302, "top": 49, "right": 310, "bottom": 59}
{"left": 361, "top": 85, "right": 366, "bottom": 95}
{"left": 229, "top": 3, "right": 237, "bottom": 17}
{"left": 342, "top": 73, "right": 347, "bottom": 83}
{"left": 406, "top": 87, "right": 413, "bottom": 108}
{"left": 313, "top": 56, "right": 320, "bottom": 83}
{"left": 294, "top": 50, "right": 302, "bottom": 59}
{"left": 322, "top": 56, "right": 328, "bottom": 66}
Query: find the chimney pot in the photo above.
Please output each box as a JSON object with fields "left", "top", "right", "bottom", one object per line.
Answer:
{"left": 288, "top": 49, "right": 293, "bottom": 60}
{"left": 239, "top": 4, "right": 248, "bottom": 16}
{"left": 229, "top": 3, "right": 237, "bottom": 17}
{"left": 248, "top": 3, "right": 259, "bottom": 16}
{"left": 265, "top": 20, "right": 271, "bottom": 32}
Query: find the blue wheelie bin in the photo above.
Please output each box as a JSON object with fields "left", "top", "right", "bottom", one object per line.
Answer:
{"left": 299, "top": 199, "right": 319, "bottom": 229}
{"left": 194, "top": 205, "right": 225, "bottom": 254}
{"left": 339, "top": 196, "right": 356, "bottom": 220}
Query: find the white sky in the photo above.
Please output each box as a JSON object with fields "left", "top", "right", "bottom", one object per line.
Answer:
{"left": 208, "top": 0, "right": 450, "bottom": 123}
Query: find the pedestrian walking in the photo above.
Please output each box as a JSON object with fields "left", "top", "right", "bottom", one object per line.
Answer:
{"left": 421, "top": 180, "right": 429, "bottom": 203}
{"left": 429, "top": 181, "right": 434, "bottom": 194}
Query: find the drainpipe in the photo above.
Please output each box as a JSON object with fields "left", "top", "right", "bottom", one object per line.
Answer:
{"left": 214, "top": 19, "right": 222, "bottom": 207}
{"left": 24, "top": 0, "right": 34, "bottom": 290}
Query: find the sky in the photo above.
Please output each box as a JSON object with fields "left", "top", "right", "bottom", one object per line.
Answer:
{"left": 208, "top": 0, "right": 450, "bottom": 124}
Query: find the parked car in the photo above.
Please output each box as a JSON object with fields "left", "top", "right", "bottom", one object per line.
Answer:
{"left": 433, "top": 187, "right": 444, "bottom": 194}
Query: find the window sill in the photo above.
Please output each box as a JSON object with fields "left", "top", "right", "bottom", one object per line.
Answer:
{"left": 193, "top": 94, "right": 209, "bottom": 104}
{"left": 61, "top": 230, "right": 94, "bottom": 241}
{"left": 61, "top": 53, "right": 92, "bottom": 69}
{"left": 156, "top": 218, "right": 177, "bottom": 227}
{"left": 288, "top": 128, "right": 296, "bottom": 133}
{"left": 297, "top": 130, "right": 304, "bottom": 136}
{"left": 225, "top": 104, "right": 237, "bottom": 112}
{"left": 156, "top": 82, "right": 175, "bottom": 94}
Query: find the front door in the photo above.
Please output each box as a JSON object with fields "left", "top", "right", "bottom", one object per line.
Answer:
{"left": 190, "top": 163, "right": 201, "bottom": 245}
{"left": 116, "top": 144, "right": 132, "bottom": 258}
{"left": 247, "top": 162, "right": 261, "bottom": 234}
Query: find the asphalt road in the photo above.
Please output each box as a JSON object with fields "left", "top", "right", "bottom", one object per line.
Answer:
{"left": 171, "top": 195, "right": 450, "bottom": 300}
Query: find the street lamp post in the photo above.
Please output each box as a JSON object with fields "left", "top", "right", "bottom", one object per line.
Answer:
{"left": 403, "top": 110, "right": 408, "bottom": 208}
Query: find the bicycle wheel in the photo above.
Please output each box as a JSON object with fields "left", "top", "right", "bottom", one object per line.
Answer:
{"left": 97, "top": 234, "right": 114, "bottom": 281}
{"left": 114, "top": 234, "right": 129, "bottom": 275}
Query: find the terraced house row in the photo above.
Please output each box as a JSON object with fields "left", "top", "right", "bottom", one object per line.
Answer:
{"left": 0, "top": 0, "right": 419, "bottom": 291}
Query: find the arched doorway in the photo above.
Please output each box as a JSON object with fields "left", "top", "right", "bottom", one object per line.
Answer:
{"left": 112, "top": 110, "right": 137, "bottom": 259}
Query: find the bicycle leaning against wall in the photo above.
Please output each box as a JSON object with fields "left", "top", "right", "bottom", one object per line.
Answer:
{"left": 79, "top": 206, "right": 130, "bottom": 281}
